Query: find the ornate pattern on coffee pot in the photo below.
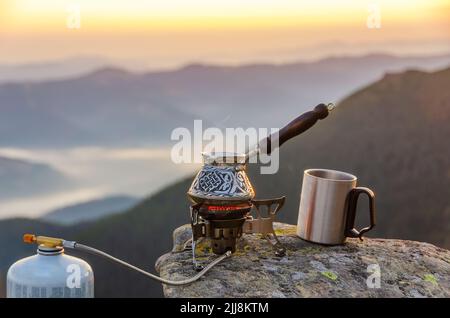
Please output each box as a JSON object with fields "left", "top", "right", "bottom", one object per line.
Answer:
{"left": 189, "top": 165, "right": 255, "bottom": 202}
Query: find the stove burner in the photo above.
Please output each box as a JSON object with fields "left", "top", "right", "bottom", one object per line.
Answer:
{"left": 207, "top": 205, "right": 248, "bottom": 211}
{"left": 196, "top": 203, "right": 251, "bottom": 221}
{"left": 190, "top": 197, "right": 286, "bottom": 270}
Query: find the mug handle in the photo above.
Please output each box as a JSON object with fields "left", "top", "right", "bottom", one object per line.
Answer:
{"left": 345, "top": 187, "right": 376, "bottom": 240}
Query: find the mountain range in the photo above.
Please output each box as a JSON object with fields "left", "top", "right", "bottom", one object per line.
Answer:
{"left": 40, "top": 195, "right": 139, "bottom": 225}
{"left": 0, "top": 66, "right": 448, "bottom": 297}
{"left": 0, "top": 156, "right": 70, "bottom": 201}
{"left": 0, "top": 56, "right": 150, "bottom": 84}
{"left": 1, "top": 53, "right": 450, "bottom": 147}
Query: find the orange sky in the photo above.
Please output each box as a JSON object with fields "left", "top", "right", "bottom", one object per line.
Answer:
{"left": 0, "top": 0, "right": 449, "bottom": 67}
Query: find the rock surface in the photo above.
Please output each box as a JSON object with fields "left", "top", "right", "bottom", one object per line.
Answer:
{"left": 155, "top": 223, "right": 450, "bottom": 298}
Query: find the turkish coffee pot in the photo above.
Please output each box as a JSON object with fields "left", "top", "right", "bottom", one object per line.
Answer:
{"left": 187, "top": 103, "right": 335, "bottom": 269}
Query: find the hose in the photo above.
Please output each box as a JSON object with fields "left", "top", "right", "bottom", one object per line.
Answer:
{"left": 71, "top": 243, "right": 231, "bottom": 286}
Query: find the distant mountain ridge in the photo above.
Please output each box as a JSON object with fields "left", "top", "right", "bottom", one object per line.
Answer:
{"left": 0, "top": 56, "right": 149, "bottom": 84}
{"left": 0, "top": 66, "right": 448, "bottom": 297}
{"left": 41, "top": 195, "right": 139, "bottom": 225}
{"left": 1, "top": 53, "right": 449, "bottom": 147}
{"left": 0, "top": 156, "right": 71, "bottom": 201}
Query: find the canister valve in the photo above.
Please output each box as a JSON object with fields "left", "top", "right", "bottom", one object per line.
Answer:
{"left": 23, "top": 234, "right": 64, "bottom": 248}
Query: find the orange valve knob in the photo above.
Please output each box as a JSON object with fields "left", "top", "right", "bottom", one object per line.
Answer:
{"left": 23, "top": 234, "right": 37, "bottom": 244}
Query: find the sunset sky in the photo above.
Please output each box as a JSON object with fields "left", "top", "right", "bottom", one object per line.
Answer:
{"left": 1, "top": 0, "right": 449, "bottom": 67}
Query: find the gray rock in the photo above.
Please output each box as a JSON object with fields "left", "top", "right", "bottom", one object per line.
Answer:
{"left": 155, "top": 223, "right": 450, "bottom": 298}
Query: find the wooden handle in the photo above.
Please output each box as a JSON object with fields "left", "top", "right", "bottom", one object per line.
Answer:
{"left": 264, "top": 103, "right": 331, "bottom": 154}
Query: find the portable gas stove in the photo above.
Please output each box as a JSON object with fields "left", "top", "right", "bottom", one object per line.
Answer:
{"left": 189, "top": 197, "right": 286, "bottom": 269}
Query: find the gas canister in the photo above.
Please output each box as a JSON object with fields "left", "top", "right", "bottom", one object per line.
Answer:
{"left": 7, "top": 235, "right": 94, "bottom": 298}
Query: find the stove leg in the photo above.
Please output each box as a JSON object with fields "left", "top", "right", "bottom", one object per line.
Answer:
{"left": 183, "top": 237, "right": 193, "bottom": 251}
{"left": 191, "top": 238, "right": 204, "bottom": 271}
{"left": 271, "top": 229, "right": 287, "bottom": 257}
{"left": 264, "top": 232, "right": 286, "bottom": 257}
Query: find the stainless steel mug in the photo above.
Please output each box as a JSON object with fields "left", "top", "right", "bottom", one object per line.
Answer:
{"left": 297, "top": 169, "right": 376, "bottom": 245}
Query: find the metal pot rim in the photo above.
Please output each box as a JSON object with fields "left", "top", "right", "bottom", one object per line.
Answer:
{"left": 202, "top": 152, "right": 246, "bottom": 164}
